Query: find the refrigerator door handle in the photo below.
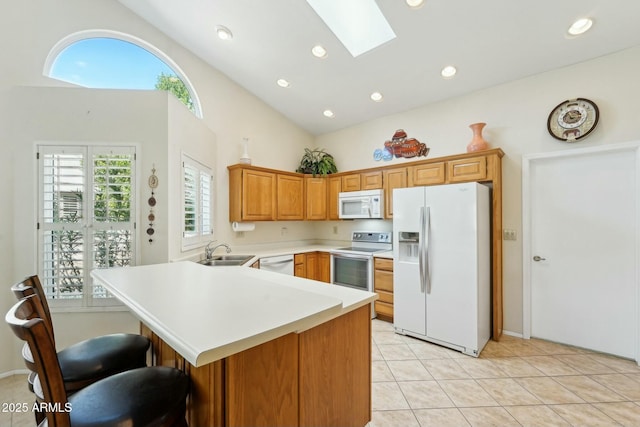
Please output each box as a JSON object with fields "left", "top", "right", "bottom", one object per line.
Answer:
{"left": 419, "top": 207, "right": 426, "bottom": 293}
{"left": 424, "top": 206, "right": 431, "bottom": 294}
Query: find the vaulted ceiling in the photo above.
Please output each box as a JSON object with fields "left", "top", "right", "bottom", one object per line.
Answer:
{"left": 119, "top": 0, "right": 640, "bottom": 135}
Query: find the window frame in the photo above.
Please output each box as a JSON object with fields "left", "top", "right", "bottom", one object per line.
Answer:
{"left": 37, "top": 143, "right": 139, "bottom": 310}
{"left": 43, "top": 29, "right": 203, "bottom": 118}
{"left": 181, "top": 152, "right": 214, "bottom": 251}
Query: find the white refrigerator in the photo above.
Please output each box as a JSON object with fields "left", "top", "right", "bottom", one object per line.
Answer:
{"left": 393, "top": 182, "right": 491, "bottom": 357}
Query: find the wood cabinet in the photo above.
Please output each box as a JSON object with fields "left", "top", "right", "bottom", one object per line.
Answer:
{"left": 328, "top": 176, "right": 341, "bottom": 220}
{"left": 317, "top": 252, "right": 331, "bottom": 283}
{"left": 408, "top": 162, "right": 445, "bottom": 186}
{"left": 305, "top": 177, "right": 327, "bottom": 220}
{"left": 447, "top": 156, "right": 487, "bottom": 182}
{"left": 374, "top": 257, "right": 394, "bottom": 322}
{"left": 361, "top": 171, "right": 383, "bottom": 189}
{"left": 294, "top": 254, "right": 306, "bottom": 277}
{"left": 277, "top": 174, "right": 304, "bottom": 220}
{"left": 341, "top": 174, "right": 361, "bottom": 192}
{"left": 294, "top": 251, "right": 331, "bottom": 283}
{"left": 228, "top": 166, "right": 276, "bottom": 221}
{"left": 383, "top": 168, "right": 407, "bottom": 218}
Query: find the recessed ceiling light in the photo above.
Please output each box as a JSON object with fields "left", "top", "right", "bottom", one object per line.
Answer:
{"left": 311, "top": 45, "right": 328, "bottom": 58}
{"left": 215, "top": 25, "right": 233, "bottom": 40}
{"left": 568, "top": 18, "right": 593, "bottom": 36}
{"left": 441, "top": 65, "right": 457, "bottom": 79}
{"left": 277, "top": 79, "right": 290, "bottom": 88}
{"left": 406, "top": 0, "right": 425, "bottom": 9}
{"left": 370, "top": 92, "right": 383, "bottom": 102}
{"left": 323, "top": 109, "right": 335, "bottom": 118}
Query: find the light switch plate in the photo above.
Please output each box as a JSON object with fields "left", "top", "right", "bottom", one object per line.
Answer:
{"left": 503, "top": 229, "right": 517, "bottom": 241}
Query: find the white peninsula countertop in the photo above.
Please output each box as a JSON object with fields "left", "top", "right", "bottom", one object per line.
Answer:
{"left": 91, "top": 261, "right": 376, "bottom": 367}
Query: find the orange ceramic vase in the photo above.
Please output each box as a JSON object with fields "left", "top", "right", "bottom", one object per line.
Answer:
{"left": 467, "top": 122, "right": 489, "bottom": 153}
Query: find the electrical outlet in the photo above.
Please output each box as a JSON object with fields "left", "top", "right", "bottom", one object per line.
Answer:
{"left": 503, "top": 229, "right": 517, "bottom": 241}
{"left": 281, "top": 227, "right": 288, "bottom": 236}
{"left": 333, "top": 226, "right": 338, "bottom": 235}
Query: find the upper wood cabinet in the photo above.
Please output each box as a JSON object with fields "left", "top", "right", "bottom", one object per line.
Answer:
{"left": 277, "top": 174, "right": 304, "bottom": 220}
{"left": 447, "top": 156, "right": 487, "bottom": 182}
{"left": 328, "top": 176, "right": 341, "bottom": 220}
{"left": 383, "top": 168, "right": 407, "bottom": 219}
{"left": 408, "top": 162, "right": 445, "bottom": 187}
{"left": 228, "top": 166, "right": 276, "bottom": 221}
{"left": 341, "top": 174, "right": 360, "bottom": 192}
{"left": 361, "top": 171, "right": 383, "bottom": 190}
{"left": 305, "top": 177, "right": 327, "bottom": 220}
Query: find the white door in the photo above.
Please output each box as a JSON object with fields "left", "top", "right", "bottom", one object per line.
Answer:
{"left": 523, "top": 143, "right": 639, "bottom": 359}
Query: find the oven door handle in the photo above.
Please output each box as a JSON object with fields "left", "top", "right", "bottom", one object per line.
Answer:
{"left": 331, "top": 252, "right": 370, "bottom": 260}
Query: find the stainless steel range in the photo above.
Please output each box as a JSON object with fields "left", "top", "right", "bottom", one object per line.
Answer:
{"left": 330, "top": 232, "right": 392, "bottom": 316}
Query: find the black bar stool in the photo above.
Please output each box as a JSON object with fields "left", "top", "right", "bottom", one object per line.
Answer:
{"left": 12, "top": 276, "right": 151, "bottom": 423}
{"left": 6, "top": 294, "right": 189, "bottom": 427}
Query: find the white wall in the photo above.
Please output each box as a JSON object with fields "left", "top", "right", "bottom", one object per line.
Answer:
{"left": 0, "top": 0, "right": 314, "bottom": 373}
{"left": 316, "top": 46, "right": 640, "bottom": 335}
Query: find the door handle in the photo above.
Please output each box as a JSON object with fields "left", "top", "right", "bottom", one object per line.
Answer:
{"left": 533, "top": 255, "right": 546, "bottom": 262}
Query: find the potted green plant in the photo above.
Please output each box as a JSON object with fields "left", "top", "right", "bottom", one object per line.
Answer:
{"left": 295, "top": 148, "right": 338, "bottom": 176}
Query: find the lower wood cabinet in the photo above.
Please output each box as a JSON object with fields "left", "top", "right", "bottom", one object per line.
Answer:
{"left": 142, "top": 304, "right": 371, "bottom": 427}
{"left": 374, "top": 257, "right": 394, "bottom": 322}
{"left": 294, "top": 252, "right": 331, "bottom": 283}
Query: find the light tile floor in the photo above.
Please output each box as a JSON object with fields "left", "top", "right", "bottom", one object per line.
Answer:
{"left": 371, "top": 319, "right": 640, "bottom": 427}
{"left": 1, "top": 320, "right": 639, "bottom": 426}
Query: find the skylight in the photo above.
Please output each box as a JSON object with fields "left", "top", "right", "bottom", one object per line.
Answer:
{"left": 306, "top": 0, "right": 396, "bottom": 57}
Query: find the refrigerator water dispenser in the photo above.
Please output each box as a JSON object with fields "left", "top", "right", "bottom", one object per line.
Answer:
{"left": 398, "top": 232, "right": 419, "bottom": 262}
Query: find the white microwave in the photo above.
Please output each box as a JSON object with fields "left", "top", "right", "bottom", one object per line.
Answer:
{"left": 338, "top": 189, "right": 384, "bottom": 219}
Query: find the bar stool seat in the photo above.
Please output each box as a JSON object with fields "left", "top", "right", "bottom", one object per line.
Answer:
{"left": 22, "top": 332, "right": 150, "bottom": 391}
{"left": 36, "top": 366, "right": 189, "bottom": 427}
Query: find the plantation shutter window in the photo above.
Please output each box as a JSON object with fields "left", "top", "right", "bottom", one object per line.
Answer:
{"left": 182, "top": 153, "right": 213, "bottom": 249}
{"left": 38, "top": 145, "right": 137, "bottom": 308}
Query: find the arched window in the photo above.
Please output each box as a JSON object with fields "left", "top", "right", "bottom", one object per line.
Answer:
{"left": 44, "top": 30, "right": 202, "bottom": 118}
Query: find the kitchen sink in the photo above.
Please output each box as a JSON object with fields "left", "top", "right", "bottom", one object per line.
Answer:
{"left": 196, "top": 255, "right": 254, "bottom": 267}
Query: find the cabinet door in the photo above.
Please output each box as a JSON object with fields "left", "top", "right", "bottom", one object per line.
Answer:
{"left": 317, "top": 252, "right": 331, "bottom": 283}
{"left": 277, "top": 174, "right": 304, "bottom": 220}
{"left": 294, "top": 254, "right": 306, "bottom": 278}
{"left": 341, "top": 174, "right": 361, "bottom": 192}
{"left": 383, "top": 168, "right": 407, "bottom": 218}
{"left": 242, "top": 169, "right": 276, "bottom": 220}
{"left": 447, "top": 156, "right": 487, "bottom": 182}
{"left": 305, "top": 178, "right": 327, "bottom": 220}
{"left": 328, "top": 176, "right": 341, "bottom": 220}
{"left": 306, "top": 252, "right": 318, "bottom": 280}
{"left": 408, "top": 162, "right": 445, "bottom": 186}
{"left": 361, "top": 171, "right": 383, "bottom": 190}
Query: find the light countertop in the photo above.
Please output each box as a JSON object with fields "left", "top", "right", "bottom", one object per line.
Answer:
{"left": 91, "top": 261, "right": 376, "bottom": 367}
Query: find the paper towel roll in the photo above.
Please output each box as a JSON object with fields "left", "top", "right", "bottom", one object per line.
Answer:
{"left": 232, "top": 221, "right": 255, "bottom": 232}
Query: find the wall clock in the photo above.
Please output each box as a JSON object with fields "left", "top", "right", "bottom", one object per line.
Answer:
{"left": 547, "top": 98, "right": 599, "bottom": 142}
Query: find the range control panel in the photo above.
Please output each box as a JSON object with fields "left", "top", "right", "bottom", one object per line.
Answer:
{"left": 352, "top": 232, "right": 392, "bottom": 244}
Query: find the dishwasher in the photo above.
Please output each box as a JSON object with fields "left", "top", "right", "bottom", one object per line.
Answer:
{"left": 259, "top": 255, "right": 294, "bottom": 275}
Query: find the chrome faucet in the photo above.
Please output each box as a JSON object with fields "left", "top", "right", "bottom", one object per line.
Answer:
{"left": 204, "top": 241, "right": 232, "bottom": 260}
